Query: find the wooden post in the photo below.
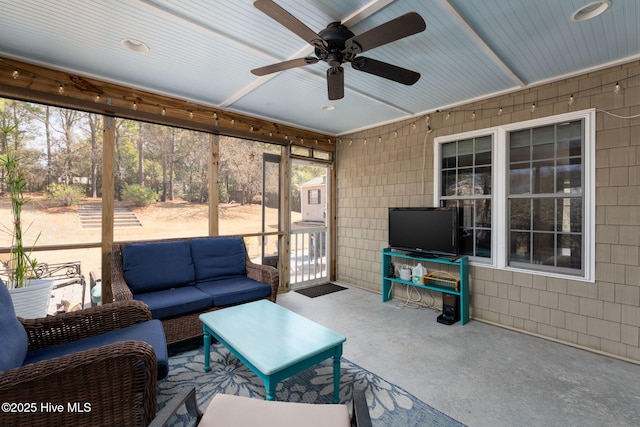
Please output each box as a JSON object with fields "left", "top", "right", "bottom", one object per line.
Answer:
{"left": 101, "top": 112, "right": 115, "bottom": 303}
{"left": 329, "top": 162, "right": 337, "bottom": 281}
{"left": 279, "top": 145, "right": 291, "bottom": 291}
{"left": 209, "top": 134, "right": 219, "bottom": 237}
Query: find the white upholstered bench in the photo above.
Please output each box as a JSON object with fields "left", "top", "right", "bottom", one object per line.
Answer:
{"left": 150, "top": 387, "right": 372, "bottom": 427}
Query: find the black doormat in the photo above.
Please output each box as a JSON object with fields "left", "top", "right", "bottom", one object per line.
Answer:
{"left": 295, "top": 283, "right": 347, "bottom": 298}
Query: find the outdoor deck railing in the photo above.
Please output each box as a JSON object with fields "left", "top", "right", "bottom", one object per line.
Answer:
{"left": 290, "top": 226, "right": 328, "bottom": 287}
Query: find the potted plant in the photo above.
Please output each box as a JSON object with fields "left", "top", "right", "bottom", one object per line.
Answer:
{"left": 1, "top": 127, "right": 52, "bottom": 318}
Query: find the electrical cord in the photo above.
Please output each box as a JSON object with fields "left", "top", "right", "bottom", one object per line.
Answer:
{"left": 596, "top": 109, "right": 640, "bottom": 119}
{"left": 396, "top": 282, "right": 422, "bottom": 309}
{"left": 387, "top": 264, "right": 439, "bottom": 310}
{"left": 388, "top": 281, "right": 440, "bottom": 310}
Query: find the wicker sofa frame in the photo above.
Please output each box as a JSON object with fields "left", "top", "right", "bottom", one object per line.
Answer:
{"left": 0, "top": 301, "right": 159, "bottom": 427}
{"left": 112, "top": 236, "right": 280, "bottom": 346}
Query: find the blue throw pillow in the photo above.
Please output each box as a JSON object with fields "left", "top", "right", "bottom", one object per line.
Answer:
{"left": 123, "top": 241, "right": 196, "bottom": 294}
{"left": 0, "top": 281, "right": 29, "bottom": 372}
{"left": 191, "top": 237, "right": 247, "bottom": 282}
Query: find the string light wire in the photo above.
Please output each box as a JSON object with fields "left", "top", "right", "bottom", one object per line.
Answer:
{"left": 3, "top": 61, "right": 638, "bottom": 147}
{"left": 336, "top": 71, "right": 638, "bottom": 146}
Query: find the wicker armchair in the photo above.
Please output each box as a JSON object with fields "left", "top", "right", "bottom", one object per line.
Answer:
{"left": 112, "top": 236, "right": 280, "bottom": 346}
{"left": 0, "top": 300, "right": 163, "bottom": 427}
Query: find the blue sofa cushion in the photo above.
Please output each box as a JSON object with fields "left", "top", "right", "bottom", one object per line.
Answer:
{"left": 134, "top": 287, "right": 213, "bottom": 320}
{"left": 191, "top": 237, "right": 247, "bottom": 282}
{"left": 0, "top": 282, "right": 29, "bottom": 372}
{"left": 23, "top": 319, "right": 169, "bottom": 379}
{"left": 196, "top": 277, "right": 272, "bottom": 307}
{"left": 123, "top": 241, "right": 196, "bottom": 294}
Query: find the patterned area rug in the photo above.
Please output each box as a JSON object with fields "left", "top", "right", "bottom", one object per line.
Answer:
{"left": 157, "top": 344, "right": 465, "bottom": 427}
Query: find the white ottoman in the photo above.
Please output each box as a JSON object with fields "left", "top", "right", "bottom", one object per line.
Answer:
{"left": 149, "top": 388, "right": 372, "bottom": 427}
{"left": 199, "top": 394, "right": 350, "bottom": 427}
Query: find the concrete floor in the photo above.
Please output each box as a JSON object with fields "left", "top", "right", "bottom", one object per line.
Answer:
{"left": 277, "top": 283, "right": 640, "bottom": 427}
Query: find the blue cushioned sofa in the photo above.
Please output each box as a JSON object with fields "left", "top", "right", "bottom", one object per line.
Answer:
{"left": 112, "top": 236, "right": 279, "bottom": 345}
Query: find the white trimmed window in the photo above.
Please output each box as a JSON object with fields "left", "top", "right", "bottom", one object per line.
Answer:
{"left": 434, "top": 109, "right": 595, "bottom": 281}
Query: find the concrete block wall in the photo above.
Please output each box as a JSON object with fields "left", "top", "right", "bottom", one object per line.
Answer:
{"left": 335, "top": 60, "right": 640, "bottom": 362}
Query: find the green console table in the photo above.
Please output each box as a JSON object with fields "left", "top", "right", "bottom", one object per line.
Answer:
{"left": 382, "top": 248, "right": 470, "bottom": 325}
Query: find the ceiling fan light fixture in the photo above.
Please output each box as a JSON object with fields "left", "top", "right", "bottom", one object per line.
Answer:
{"left": 120, "top": 38, "right": 150, "bottom": 53}
{"left": 570, "top": 0, "right": 612, "bottom": 22}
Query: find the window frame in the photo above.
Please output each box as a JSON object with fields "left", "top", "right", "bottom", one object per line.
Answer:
{"left": 437, "top": 133, "right": 496, "bottom": 260}
{"left": 434, "top": 109, "right": 596, "bottom": 282}
{"left": 308, "top": 188, "right": 321, "bottom": 205}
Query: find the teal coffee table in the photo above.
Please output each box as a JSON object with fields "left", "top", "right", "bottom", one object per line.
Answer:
{"left": 200, "top": 300, "right": 346, "bottom": 402}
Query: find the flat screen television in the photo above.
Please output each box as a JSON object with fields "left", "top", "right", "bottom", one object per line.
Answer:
{"left": 388, "top": 207, "right": 458, "bottom": 257}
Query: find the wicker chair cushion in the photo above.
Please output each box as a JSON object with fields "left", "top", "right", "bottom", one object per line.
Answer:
{"left": 196, "top": 277, "right": 272, "bottom": 307}
{"left": 23, "top": 319, "right": 170, "bottom": 379}
{"left": 0, "top": 282, "right": 29, "bottom": 372}
{"left": 123, "top": 241, "right": 196, "bottom": 294}
{"left": 134, "top": 286, "right": 213, "bottom": 320}
{"left": 191, "top": 237, "right": 247, "bottom": 281}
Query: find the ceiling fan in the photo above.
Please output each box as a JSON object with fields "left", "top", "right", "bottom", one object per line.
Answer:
{"left": 251, "top": 0, "right": 426, "bottom": 100}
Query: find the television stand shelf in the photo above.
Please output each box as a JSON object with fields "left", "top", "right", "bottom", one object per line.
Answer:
{"left": 382, "top": 248, "right": 469, "bottom": 325}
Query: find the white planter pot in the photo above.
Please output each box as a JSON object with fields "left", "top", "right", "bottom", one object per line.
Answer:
{"left": 8, "top": 279, "right": 54, "bottom": 319}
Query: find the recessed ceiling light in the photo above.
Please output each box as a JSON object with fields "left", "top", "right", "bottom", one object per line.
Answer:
{"left": 321, "top": 105, "right": 335, "bottom": 111}
{"left": 570, "top": 0, "right": 612, "bottom": 22}
{"left": 120, "top": 38, "right": 150, "bottom": 53}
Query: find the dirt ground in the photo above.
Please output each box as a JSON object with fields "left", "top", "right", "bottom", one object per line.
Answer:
{"left": 1, "top": 195, "right": 300, "bottom": 285}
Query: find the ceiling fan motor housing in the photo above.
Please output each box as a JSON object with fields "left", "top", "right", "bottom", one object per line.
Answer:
{"left": 315, "top": 22, "right": 357, "bottom": 67}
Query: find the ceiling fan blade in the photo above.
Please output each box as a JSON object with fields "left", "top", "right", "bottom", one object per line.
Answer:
{"left": 251, "top": 57, "right": 319, "bottom": 76}
{"left": 351, "top": 57, "right": 420, "bottom": 85}
{"left": 327, "top": 67, "right": 344, "bottom": 100}
{"left": 254, "top": 0, "right": 327, "bottom": 50}
{"left": 345, "top": 12, "right": 426, "bottom": 54}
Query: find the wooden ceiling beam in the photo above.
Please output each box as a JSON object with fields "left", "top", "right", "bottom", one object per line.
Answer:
{"left": 0, "top": 57, "right": 335, "bottom": 152}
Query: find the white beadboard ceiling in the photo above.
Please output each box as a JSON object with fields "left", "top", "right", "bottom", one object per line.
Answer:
{"left": 0, "top": 0, "right": 638, "bottom": 135}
